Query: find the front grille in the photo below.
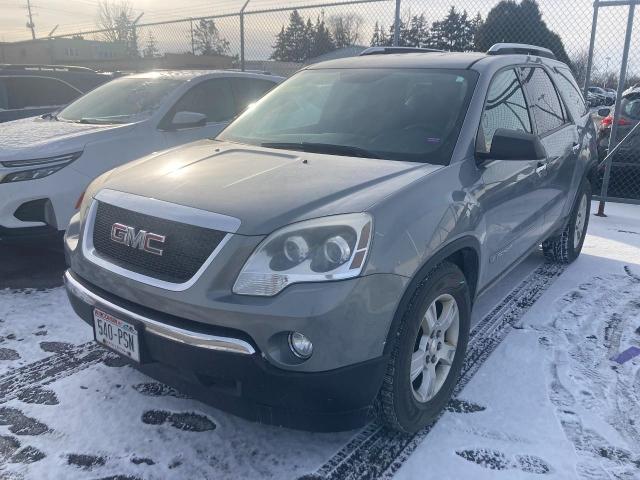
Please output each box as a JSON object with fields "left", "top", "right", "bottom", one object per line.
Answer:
{"left": 92, "top": 201, "right": 226, "bottom": 283}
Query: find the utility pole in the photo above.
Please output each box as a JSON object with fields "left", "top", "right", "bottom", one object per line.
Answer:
{"left": 25, "top": 0, "right": 36, "bottom": 39}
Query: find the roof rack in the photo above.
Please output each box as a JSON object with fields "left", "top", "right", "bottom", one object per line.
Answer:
{"left": 486, "top": 43, "right": 556, "bottom": 60}
{"left": 0, "top": 64, "right": 97, "bottom": 73}
{"left": 359, "top": 46, "right": 444, "bottom": 56}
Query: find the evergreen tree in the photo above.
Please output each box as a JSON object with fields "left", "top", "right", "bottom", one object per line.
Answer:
{"left": 193, "top": 19, "right": 230, "bottom": 56}
{"left": 142, "top": 31, "right": 159, "bottom": 58}
{"left": 311, "top": 15, "right": 335, "bottom": 58}
{"left": 370, "top": 21, "right": 388, "bottom": 46}
{"left": 475, "top": 0, "right": 570, "bottom": 64}
{"left": 271, "top": 10, "right": 337, "bottom": 62}
{"left": 429, "top": 7, "right": 478, "bottom": 52}
{"left": 405, "top": 14, "right": 430, "bottom": 48}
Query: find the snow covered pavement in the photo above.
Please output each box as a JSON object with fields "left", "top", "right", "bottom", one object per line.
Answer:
{"left": 0, "top": 203, "right": 639, "bottom": 479}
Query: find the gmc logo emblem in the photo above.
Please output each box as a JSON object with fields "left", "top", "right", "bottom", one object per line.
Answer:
{"left": 110, "top": 223, "right": 166, "bottom": 256}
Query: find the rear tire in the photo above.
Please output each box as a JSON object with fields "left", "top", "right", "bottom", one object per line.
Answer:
{"left": 377, "top": 261, "right": 470, "bottom": 434}
{"left": 542, "top": 179, "right": 591, "bottom": 264}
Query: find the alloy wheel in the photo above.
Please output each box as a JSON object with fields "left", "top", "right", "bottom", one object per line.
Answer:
{"left": 410, "top": 294, "right": 460, "bottom": 403}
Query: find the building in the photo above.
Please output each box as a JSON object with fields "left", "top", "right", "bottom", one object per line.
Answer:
{"left": 0, "top": 38, "right": 127, "bottom": 65}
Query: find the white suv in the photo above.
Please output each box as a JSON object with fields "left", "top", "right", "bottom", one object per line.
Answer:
{"left": 0, "top": 70, "right": 282, "bottom": 243}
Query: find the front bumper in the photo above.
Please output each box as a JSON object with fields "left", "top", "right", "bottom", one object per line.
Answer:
{"left": 64, "top": 270, "right": 389, "bottom": 431}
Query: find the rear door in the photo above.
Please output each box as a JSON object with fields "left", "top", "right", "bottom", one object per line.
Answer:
{"left": 520, "top": 66, "right": 575, "bottom": 236}
{"left": 476, "top": 68, "right": 545, "bottom": 284}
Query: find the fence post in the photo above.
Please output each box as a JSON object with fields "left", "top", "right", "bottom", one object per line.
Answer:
{"left": 584, "top": 1, "right": 599, "bottom": 96}
{"left": 596, "top": 2, "right": 636, "bottom": 216}
{"left": 240, "top": 0, "right": 250, "bottom": 71}
{"left": 393, "top": 0, "right": 401, "bottom": 46}
{"left": 190, "top": 18, "right": 195, "bottom": 55}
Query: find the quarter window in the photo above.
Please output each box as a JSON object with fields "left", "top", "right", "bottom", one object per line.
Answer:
{"left": 521, "top": 67, "right": 566, "bottom": 134}
{"left": 554, "top": 68, "right": 588, "bottom": 118}
{"left": 479, "top": 69, "right": 532, "bottom": 153}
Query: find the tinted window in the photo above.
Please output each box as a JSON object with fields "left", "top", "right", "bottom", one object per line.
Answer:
{"left": 521, "top": 67, "right": 566, "bottom": 134}
{"left": 219, "top": 68, "right": 478, "bottom": 165}
{"left": 555, "top": 68, "right": 587, "bottom": 118}
{"left": 622, "top": 93, "right": 640, "bottom": 120}
{"left": 478, "top": 69, "right": 532, "bottom": 153}
{"left": 232, "top": 78, "right": 277, "bottom": 114}
{"left": 4, "top": 77, "right": 79, "bottom": 109}
{"left": 172, "top": 78, "right": 235, "bottom": 123}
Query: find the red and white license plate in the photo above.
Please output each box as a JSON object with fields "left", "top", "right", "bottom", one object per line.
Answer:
{"left": 93, "top": 308, "right": 140, "bottom": 362}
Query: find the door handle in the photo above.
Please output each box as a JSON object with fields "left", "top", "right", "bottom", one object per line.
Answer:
{"left": 535, "top": 161, "right": 547, "bottom": 175}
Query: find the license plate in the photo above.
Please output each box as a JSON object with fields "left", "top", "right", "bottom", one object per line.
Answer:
{"left": 94, "top": 308, "right": 140, "bottom": 363}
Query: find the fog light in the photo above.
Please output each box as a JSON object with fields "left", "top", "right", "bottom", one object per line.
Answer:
{"left": 288, "top": 332, "right": 313, "bottom": 359}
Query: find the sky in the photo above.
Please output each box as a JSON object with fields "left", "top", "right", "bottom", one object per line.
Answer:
{"left": 0, "top": 0, "right": 638, "bottom": 73}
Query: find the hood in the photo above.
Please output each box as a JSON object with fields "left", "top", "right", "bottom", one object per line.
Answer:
{"left": 98, "top": 141, "right": 441, "bottom": 235}
{"left": 0, "top": 116, "right": 136, "bottom": 162}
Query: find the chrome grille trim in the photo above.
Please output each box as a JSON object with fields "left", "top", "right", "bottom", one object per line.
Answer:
{"left": 82, "top": 189, "right": 240, "bottom": 291}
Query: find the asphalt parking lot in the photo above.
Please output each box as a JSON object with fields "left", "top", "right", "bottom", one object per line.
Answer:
{"left": 0, "top": 240, "right": 66, "bottom": 291}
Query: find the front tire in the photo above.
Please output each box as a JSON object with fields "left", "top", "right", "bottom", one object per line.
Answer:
{"left": 377, "top": 261, "right": 470, "bottom": 433}
{"left": 542, "top": 179, "right": 591, "bottom": 264}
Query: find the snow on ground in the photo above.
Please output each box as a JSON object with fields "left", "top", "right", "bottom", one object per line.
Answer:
{"left": 0, "top": 202, "right": 639, "bottom": 479}
{"left": 0, "top": 288, "right": 92, "bottom": 376}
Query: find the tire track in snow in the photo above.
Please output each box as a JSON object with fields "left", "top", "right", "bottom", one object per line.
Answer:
{"left": 0, "top": 342, "right": 115, "bottom": 405}
{"left": 312, "top": 261, "right": 566, "bottom": 480}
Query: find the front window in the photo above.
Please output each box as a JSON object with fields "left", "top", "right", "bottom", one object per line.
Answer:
{"left": 58, "top": 76, "right": 183, "bottom": 124}
{"left": 218, "top": 68, "right": 478, "bottom": 165}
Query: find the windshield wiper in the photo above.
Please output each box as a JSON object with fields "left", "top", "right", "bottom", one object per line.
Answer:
{"left": 76, "top": 117, "right": 126, "bottom": 125}
{"left": 41, "top": 112, "right": 58, "bottom": 121}
{"left": 261, "top": 142, "right": 380, "bottom": 159}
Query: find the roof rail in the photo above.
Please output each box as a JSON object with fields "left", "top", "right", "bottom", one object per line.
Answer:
{"left": 0, "top": 64, "right": 97, "bottom": 73}
{"left": 486, "top": 43, "right": 556, "bottom": 60}
{"left": 359, "top": 46, "right": 444, "bottom": 56}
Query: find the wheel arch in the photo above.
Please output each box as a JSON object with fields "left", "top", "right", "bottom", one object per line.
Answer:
{"left": 382, "top": 236, "right": 481, "bottom": 356}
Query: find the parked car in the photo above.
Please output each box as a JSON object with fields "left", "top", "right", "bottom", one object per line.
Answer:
{"left": 0, "top": 70, "right": 282, "bottom": 243}
{"left": 588, "top": 86, "right": 615, "bottom": 106}
{"left": 0, "top": 64, "right": 115, "bottom": 123}
{"left": 594, "top": 85, "right": 640, "bottom": 198}
{"left": 64, "top": 43, "right": 596, "bottom": 433}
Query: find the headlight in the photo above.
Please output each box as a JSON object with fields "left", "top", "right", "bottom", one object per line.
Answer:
{"left": 1, "top": 151, "right": 82, "bottom": 184}
{"left": 233, "top": 213, "right": 373, "bottom": 296}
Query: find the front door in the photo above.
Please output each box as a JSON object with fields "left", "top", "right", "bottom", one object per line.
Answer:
{"left": 161, "top": 78, "right": 236, "bottom": 148}
{"left": 475, "top": 68, "right": 546, "bottom": 285}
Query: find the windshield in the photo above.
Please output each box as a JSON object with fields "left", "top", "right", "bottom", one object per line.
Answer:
{"left": 218, "top": 68, "right": 477, "bottom": 165}
{"left": 58, "top": 76, "right": 183, "bottom": 124}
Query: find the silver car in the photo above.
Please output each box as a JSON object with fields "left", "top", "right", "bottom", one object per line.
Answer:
{"left": 64, "top": 44, "right": 597, "bottom": 432}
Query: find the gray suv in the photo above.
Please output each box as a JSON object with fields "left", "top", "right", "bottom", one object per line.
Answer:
{"left": 64, "top": 43, "right": 596, "bottom": 433}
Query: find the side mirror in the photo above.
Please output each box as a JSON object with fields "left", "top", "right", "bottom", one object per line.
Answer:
{"left": 597, "top": 107, "right": 611, "bottom": 118}
{"left": 168, "top": 111, "right": 207, "bottom": 130}
{"left": 478, "top": 129, "right": 546, "bottom": 162}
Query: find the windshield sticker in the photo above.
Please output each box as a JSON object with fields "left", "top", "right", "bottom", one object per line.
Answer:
{"left": 427, "top": 137, "right": 441, "bottom": 144}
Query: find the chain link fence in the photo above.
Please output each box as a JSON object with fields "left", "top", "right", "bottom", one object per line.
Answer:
{"left": 4, "top": 0, "right": 640, "bottom": 204}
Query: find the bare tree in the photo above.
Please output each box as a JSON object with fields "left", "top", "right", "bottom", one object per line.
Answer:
{"left": 97, "top": 0, "right": 137, "bottom": 55}
{"left": 327, "top": 13, "right": 364, "bottom": 48}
